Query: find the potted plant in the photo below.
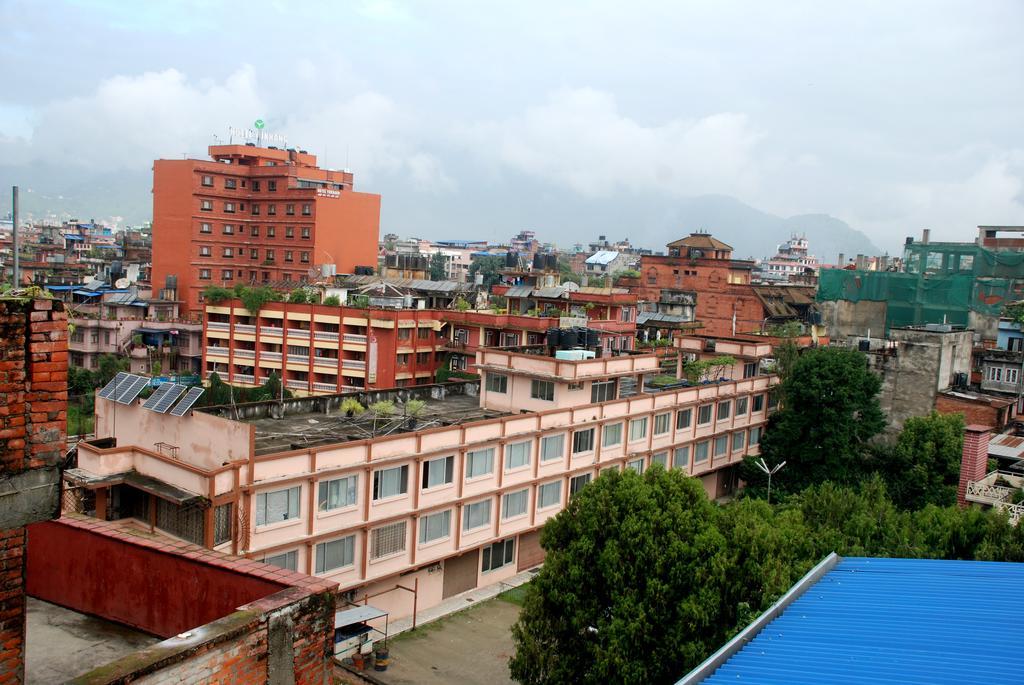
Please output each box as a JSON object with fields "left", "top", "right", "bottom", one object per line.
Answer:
{"left": 340, "top": 397, "right": 365, "bottom": 417}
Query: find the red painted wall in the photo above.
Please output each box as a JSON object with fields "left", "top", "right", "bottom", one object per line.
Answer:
{"left": 26, "top": 520, "right": 285, "bottom": 638}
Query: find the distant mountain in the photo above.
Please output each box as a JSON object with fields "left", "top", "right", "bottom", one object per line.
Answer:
{"left": 0, "top": 162, "right": 882, "bottom": 263}
{"left": 652, "top": 195, "right": 883, "bottom": 264}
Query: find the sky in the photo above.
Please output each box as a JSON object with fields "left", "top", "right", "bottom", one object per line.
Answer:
{"left": 1, "top": 0, "right": 1022, "bottom": 252}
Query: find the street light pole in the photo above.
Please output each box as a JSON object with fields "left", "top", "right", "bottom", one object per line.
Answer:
{"left": 755, "top": 458, "right": 787, "bottom": 504}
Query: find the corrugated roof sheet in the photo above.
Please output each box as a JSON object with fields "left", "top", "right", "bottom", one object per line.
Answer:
{"left": 503, "top": 286, "right": 534, "bottom": 298}
{"left": 585, "top": 250, "right": 620, "bottom": 265}
{"left": 689, "top": 557, "right": 1024, "bottom": 685}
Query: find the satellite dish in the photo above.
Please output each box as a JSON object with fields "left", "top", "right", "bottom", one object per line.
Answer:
{"left": 115, "top": 278, "right": 130, "bottom": 289}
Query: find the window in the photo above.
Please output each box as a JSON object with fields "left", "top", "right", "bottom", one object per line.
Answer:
{"left": 717, "top": 401, "right": 731, "bottom": 421}
{"left": 318, "top": 476, "right": 357, "bottom": 511}
{"left": 220, "top": 269, "right": 233, "bottom": 280}
{"left": 591, "top": 380, "right": 616, "bottom": 403}
{"left": 200, "top": 199, "right": 213, "bottom": 211}
{"left": 602, "top": 423, "right": 623, "bottom": 447}
{"left": 251, "top": 180, "right": 260, "bottom": 192}
{"left": 267, "top": 226, "right": 276, "bottom": 237}
{"left": 466, "top": 448, "right": 494, "bottom": 479}
{"left": 300, "top": 251, "right": 310, "bottom": 263}
{"left": 537, "top": 481, "right": 561, "bottom": 509}
{"left": 651, "top": 452, "right": 668, "bottom": 468}
{"left": 502, "top": 489, "right": 528, "bottom": 519}
{"left": 267, "top": 204, "right": 276, "bottom": 216}
{"left": 714, "top": 435, "right": 729, "bottom": 457}
{"left": 200, "top": 222, "right": 211, "bottom": 233}
{"left": 481, "top": 539, "right": 515, "bottom": 573}
{"left": 286, "top": 204, "right": 295, "bottom": 216}
{"left": 268, "top": 180, "right": 277, "bottom": 191}
{"left": 301, "top": 226, "right": 311, "bottom": 239}
{"left": 285, "top": 226, "right": 295, "bottom": 239}
{"left": 697, "top": 404, "right": 713, "bottom": 424}
{"left": 199, "top": 245, "right": 211, "bottom": 257}
{"left": 222, "top": 247, "right": 233, "bottom": 257}
{"left": 505, "top": 441, "right": 531, "bottom": 470}
{"left": 463, "top": 499, "right": 491, "bottom": 531}
{"left": 224, "top": 202, "right": 235, "bottom": 213}
{"left": 284, "top": 250, "right": 293, "bottom": 262}
{"left": 264, "top": 550, "right": 297, "bottom": 571}
{"left": 419, "top": 510, "right": 451, "bottom": 544}
{"left": 735, "top": 397, "right": 748, "bottom": 415}
{"left": 540, "top": 434, "right": 564, "bottom": 462}
{"left": 199, "top": 269, "right": 211, "bottom": 280}
{"left": 485, "top": 373, "right": 508, "bottom": 393}
{"left": 250, "top": 248, "right": 258, "bottom": 259}
{"left": 416, "top": 352, "right": 431, "bottom": 365}
{"left": 629, "top": 417, "right": 648, "bottom": 441}
{"left": 315, "top": 536, "right": 355, "bottom": 573}
{"left": 695, "top": 441, "right": 710, "bottom": 463}
{"left": 572, "top": 428, "right": 595, "bottom": 454}
{"left": 266, "top": 249, "right": 275, "bottom": 261}
{"left": 753, "top": 394, "right": 765, "bottom": 412}
{"left": 569, "top": 473, "right": 591, "bottom": 499}
{"left": 530, "top": 379, "right": 554, "bottom": 401}
{"left": 627, "top": 458, "right": 645, "bottom": 473}
{"left": 255, "top": 486, "right": 300, "bottom": 526}
{"left": 302, "top": 203, "right": 312, "bottom": 216}
{"left": 676, "top": 408, "right": 692, "bottom": 430}
{"left": 654, "top": 413, "right": 670, "bottom": 435}
{"left": 222, "top": 224, "right": 234, "bottom": 235}
{"left": 1007, "top": 368, "right": 1020, "bottom": 384}
{"left": 397, "top": 328, "right": 411, "bottom": 341}
{"left": 743, "top": 362, "right": 757, "bottom": 378}
{"left": 250, "top": 203, "right": 260, "bottom": 216}
{"left": 673, "top": 446, "right": 690, "bottom": 468}
{"left": 370, "top": 521, "right": 406, "bottom": 559}
{"left": 421, "top": 455, "right": 454, "bottom": 489}
{"left": 733, "top": 430, "right": 746, "bottom": 452}
{"left": 201, "top": 175, "right": 213, "bottom": 187}
{"left": 749, "top": 426, "right": 762, "bottom": 446}
{"left": 372, "top": 465, "right": 408, "bottom": 500}
{"left": 224, "top": 178, "right": 237, "bottom": 189}
{"left": 767, "top": 393, "right": 779, "bottom": 410}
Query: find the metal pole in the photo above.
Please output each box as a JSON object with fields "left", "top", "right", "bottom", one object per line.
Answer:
{"left": 412, "top": 577, "right": 418, "bottom": 631}
{"left": 12, "top": 186, "right": 19, "bottom": 287}
{"left": 766, "top": 472, "right": 772, "bottom": 505}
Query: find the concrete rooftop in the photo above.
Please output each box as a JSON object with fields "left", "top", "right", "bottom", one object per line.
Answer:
{"left": 249, "top": 394, "right": 509, "bottom": 455}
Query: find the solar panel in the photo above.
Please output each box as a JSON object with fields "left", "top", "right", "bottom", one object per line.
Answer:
{"left": 142, "top": 383, "right": 186, "bottom": 413}
{"left": 169, "top": 387, "right": 205, "bottom": 416}
{"left": 97, "top": 372, "right": 131, "bottom": 400}
{"left": 114, "top": 375, "right": 150, "bottom": 405}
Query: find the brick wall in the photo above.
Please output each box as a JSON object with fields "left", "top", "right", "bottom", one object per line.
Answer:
{"left": 957, "top": 425, "right": 992, "bottom": 507}
{"left": 0, "top": 298, "right": 67, "bottom": 685}
{"left": 935, "top": 394, "right": 1010, "bottom": 432}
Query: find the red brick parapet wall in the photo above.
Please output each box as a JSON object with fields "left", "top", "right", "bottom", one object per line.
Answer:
{"left": 28, "top": 515, "right": 338, "bottom": 685}
{"left": 0, "top": 298, "right": 67, "bottom": 685}
{"left": 958, "top": 424, "right": 992, "bottom": 508}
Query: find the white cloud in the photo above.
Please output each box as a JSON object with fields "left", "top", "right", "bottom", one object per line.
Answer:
{"left": 463, "top": 88, "right": 763, "bottom": 198}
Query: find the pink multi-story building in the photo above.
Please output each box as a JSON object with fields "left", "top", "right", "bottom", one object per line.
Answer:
{"left": 66, "top": 335, "right": 776, "bottom": 619}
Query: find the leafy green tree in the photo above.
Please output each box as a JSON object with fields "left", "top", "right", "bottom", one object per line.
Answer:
{"left": 509, "top": 468, "right": 732, "bottom": 685}
{"left": 429, "top": 252, "right": 447, "bottom": 281}
{"left": 68, "top": 366, "right": 97, "bottom": 397}
{"left": 323, "top": 295, "right": 341, "bottom": 306}
{"left": 202, "top": 286, "right": 233, "bottom": 304}
{"left": 873, "top": 411, "right": 965, "bottom": 510}
{"left": 557, "top": 258, "right": 582, "bottom": 285}
{"left": 758, "top": 347, "right": 884, "bottom": 493}
{"left": 96, "top": 354, "right": 129, "bottom": 387}
{"left": 239, "top": 286, "right": 279, "bottom": 313}
{"left": 288, "top": 288, "right": 308, "bottom": 304}
{"left": 469, "top": 255, "right": 506, "bottom": 288}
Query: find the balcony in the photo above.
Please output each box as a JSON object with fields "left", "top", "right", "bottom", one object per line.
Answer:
{"left": 234, "top": 349, "right": 256, "bottom": 359}
{"left": 313, "top": 356, "right": 338, "bottom": 368}
{"left": 260, "top": 350, "right": 282, "bottom": 361}
{"left": 234, "top": 323, "right": 256, "bottom": 334}
{"left": 343, "top": 333, "right": 367, "bottom": 345}
{"left": 312, "top": 382, "right": 337, "bottom": 393}
{"left": 342, "top": 359, "right": 365, "bottom": 371}
{"left": 206, "top": 346, "right": 229, "bottom": 357}
{"left": 260, "top": 326, "right": 283, "bottom": 338}
{"left": 207, "top": 321, "right": 230, "bottom": 331}
{"left": 286, "top": 379, "right": 308, "bottom": 390}
{"left": 233, "top": 373, "right": 255, "bottom": 384}
{"left": 965, "top": 472, "right": 1024, "bottom": 525}
{"left": 286, "top": 328, "right": 311, "bottom": 339}
{"left": 314, "top": 330, "right": 340, "bottom": 341}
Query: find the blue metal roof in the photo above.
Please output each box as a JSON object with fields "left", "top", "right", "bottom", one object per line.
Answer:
{"left": 685, "top": 556, "right": 1024, "bottom": 685}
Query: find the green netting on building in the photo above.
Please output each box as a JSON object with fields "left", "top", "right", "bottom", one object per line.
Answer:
{"left": 818, "top": 267, "right": 1018, "bottom": 331}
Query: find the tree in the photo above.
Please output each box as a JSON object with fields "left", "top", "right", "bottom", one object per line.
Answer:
{"left": 288, "top": 288, "right": 308, "bottom": 304}
{"left": 682, "top": 356, "right": 737, "bottom": 384}
{"left": 96, "top": 354, "right": 129, "bottom": 387}
{"left": 873, "top": 411, "right": 965, "bottom": 510}
{"left": 557, "top": 258, "right": 582, "bottom": 285}
{"left": 202, "top": 286, "right": 233, "bottom": 304}
{"left": 757, "top": 346, "right": 884, "bottom": 493}
{"left": 429, "top": 252, "right": 447, "bottom": 281}
{"left": 509, "top": 468, "right": 733, "bottom": 685}
{"left": 323, "top": 295, "right": 341, "bottom": 306}
{"left": 469, "top": 255, "right": 505, "bottom": 288}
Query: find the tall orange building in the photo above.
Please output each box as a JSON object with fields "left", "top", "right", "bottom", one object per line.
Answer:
{"left": 152, "top": 144, "right": 381, "bottom": 316}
